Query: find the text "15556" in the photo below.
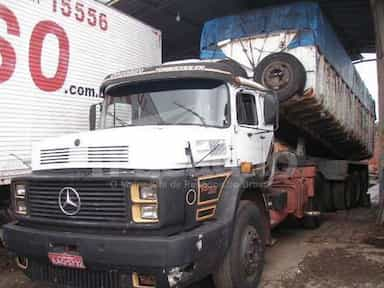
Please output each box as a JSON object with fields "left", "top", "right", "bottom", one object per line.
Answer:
{"left": 53, "top": 0, "right": 108, "bottom": 31}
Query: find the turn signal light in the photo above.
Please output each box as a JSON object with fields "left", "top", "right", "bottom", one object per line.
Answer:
{"left": 240, "top": 162, "right": 253, "bottom": 174}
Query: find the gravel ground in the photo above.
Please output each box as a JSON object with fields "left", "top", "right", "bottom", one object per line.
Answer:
{"left": 1, "top": 205, "right": 384, "bottom": 288}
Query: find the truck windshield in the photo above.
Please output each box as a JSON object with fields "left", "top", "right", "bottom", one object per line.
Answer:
{"left": 102, "top": 78, "right": 230, "bottom": 128}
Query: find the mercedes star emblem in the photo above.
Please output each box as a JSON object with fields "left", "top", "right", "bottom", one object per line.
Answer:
{"left": 58, "top": 187, "right": 81, "bottom": 216}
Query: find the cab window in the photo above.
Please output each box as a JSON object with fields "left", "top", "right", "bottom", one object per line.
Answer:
{"left": 237, "top": 93, "right": 258, "bottom": 126}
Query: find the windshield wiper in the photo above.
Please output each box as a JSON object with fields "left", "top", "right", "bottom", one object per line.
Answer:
{"left": 185, "top": 141, "right": 195, "bottom": 168}
{"left": 195, "top": 141, "right": 222, "bottom": 166}
{"left": 173, "top": 102, "right": 207, "bottom": 126}
{"left": 106, "top": 111, "right": 130, "bottom": 126}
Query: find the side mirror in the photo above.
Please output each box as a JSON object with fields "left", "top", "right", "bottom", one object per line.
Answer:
{"left": 264, "top": 92, "right": 279, "bottom": 128}
{"left": 89, "top": 103, "right": 102, "bottom": 131}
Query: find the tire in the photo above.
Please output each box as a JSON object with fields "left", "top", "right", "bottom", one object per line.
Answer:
{"left": 315, "top": 174, "right": 325, "bottom": 212}
{"left": 332, "top": 182, "right": 346, "bottom": 210}
{"left": 352, "top": 172, "right": 361, "bottom": 208}
{"left": 344, "top": 176, "right": 354, "bottom": 209}
{"left": 359, "top": 170, "right": 370, "bottom": 207}
{"left": 321, "top": 178, "right": 335, "bottom": 212}
{"left": 213, "top": 201, "right": 266, "bottom": 288}
{"left": 302, "top": 215, "right": 320, "bottom": 229}
{"left": 360, "top": 170, "right": 369, "bottom": 195}
{"left": 303, "top": 197, "right": 321, "bottom": 229}
{"left": 254, "top": 52, "right": 306, "bottom": 102}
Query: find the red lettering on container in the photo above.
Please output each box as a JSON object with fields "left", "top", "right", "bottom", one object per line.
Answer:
{"left": 29, "top": 21, "right": 70, "bottom": 92}
{"left": 0, "top": 4, "right": 20, "bottom": 84}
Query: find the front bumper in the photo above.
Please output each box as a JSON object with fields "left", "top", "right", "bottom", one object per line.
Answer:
{"left": 3, "top": 221, "right": 231, "bottom": 288}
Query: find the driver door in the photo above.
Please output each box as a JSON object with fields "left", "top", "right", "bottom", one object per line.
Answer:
{"left": 234, "top": 90, "right": 265, "bottom": 166}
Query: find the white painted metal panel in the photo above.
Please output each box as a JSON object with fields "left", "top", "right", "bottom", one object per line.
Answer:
{"left": 0, "top": 0, "right": 162, "bottom": 183}
{"left": 32, "top": 126, "right": 231, "bottom": 170}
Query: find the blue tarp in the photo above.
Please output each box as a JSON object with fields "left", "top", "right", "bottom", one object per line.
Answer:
{"left": 200, "top": 2, "right": 375, "bottom": 114}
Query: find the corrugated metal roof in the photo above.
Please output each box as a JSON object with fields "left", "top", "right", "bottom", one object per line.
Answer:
{"left": 109, "top": 0, "right": 375, "bottom": 61}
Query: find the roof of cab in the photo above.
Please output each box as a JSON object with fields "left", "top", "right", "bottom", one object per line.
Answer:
{"left": 101, "top": 59, "right": 247, "bottom": 92}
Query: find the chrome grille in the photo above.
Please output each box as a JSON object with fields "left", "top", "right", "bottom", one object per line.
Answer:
{"left": 28, "top": 180, "right": 128, "bottom": 223}
{"left": 40, "top": 146, "right": 129, "bottom": 165}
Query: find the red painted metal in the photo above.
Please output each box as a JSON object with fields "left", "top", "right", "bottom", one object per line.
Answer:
{"left": 269, "top": 165, "right": 317, "bottom": 227}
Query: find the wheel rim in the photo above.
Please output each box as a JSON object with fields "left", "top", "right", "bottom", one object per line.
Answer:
{"left": 262, "top": 61, "right": 291, "bottom": 90}
{"left": 241, "top": 226, "right": 262, "bottom": 278}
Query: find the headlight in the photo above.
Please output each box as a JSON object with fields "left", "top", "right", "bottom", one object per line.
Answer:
{"left": 15, "top": 200, "right": 27, "bottom": 215}
{"left": 131, "top": 183, "right": 158, "bottom": 203}
{"left": 15, "top": 184, "right": 26, "bottom": 198}
{"left": 13, "top": 183, "right": 28, "bottom": 216}
{"left": 131, "top": 183, "right": 159, "bottom": 223}
{"left": 139, "top": 184, "right": 157, "bottom": 201}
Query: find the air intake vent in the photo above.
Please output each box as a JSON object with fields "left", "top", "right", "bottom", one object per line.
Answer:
{"left": 27, "top": 260, "right": 122, "bottom": 288}
{"left": 40, "top": 146, "right": 129, "bottom": 165}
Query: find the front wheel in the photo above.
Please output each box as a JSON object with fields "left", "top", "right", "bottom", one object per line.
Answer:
{"left": 213, "top": 201, "right": 266, "bottom": 288}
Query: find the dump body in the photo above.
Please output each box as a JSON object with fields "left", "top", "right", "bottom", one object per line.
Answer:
{"left": 201, "top": 2, "right": 375, "bottom": 160}
{"left": 0, "top": 0, "right": 162, "bottom": 185}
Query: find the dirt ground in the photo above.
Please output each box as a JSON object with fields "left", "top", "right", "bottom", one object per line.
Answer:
{"left": 262, "top": 207, "right": 384, "bottom": 288}
{"left": 1, "top": 206, "right": 384, "bottom": 288}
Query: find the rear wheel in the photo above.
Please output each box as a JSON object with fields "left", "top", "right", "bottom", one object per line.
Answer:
{"left": 213, "top": 201, "right": 266, "bottom": 288}
{"left": 321, "top": 178, "right": 334, "bottom": 212}
{"left": 352, "top": 172, "right": 362, "bottom": 208}
{"left": 344, "top": 176, "right": 354, "bottom": 209}
{"left": 332, "top": 182, "right": 346, "bottom": 210}
{"left": 359, "top": 170, "right": 371, "bottom": 207}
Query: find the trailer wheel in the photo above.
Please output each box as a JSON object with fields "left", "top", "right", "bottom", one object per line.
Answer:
{"left": 254, "top": 53, "right": 306, "bottom": 102}
{"left": 352, "top": 172, "right": 361, "bottom": 208}
{"left": 359, "top": 170, "right": 371, "bottom": 207}
{"left": 332, "top": 182, "right": 346, "bottom": 210}
{"left": 213, "top": 201, "right": 265, "bottom": 288}
{"left": 344, "top": 176, "right": 354, "bottom": 209}
{"left": 360, "top": 170, "right": 369, "bottom": 195}
{"left": 320, "top": 178, "right": 334, "bottom": 212}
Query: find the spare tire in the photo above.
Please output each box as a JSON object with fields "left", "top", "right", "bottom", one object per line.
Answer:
{"left": 254, "top": 53, "right": 306, "bottom": 102}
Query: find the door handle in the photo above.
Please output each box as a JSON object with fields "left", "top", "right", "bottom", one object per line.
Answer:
{"left": 260, "top": 135, "right": 266, "bottom": 139}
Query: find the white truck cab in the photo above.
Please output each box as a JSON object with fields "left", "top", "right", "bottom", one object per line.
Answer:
{"left": 32, "top": 60, "right": 277, "bottom": 172}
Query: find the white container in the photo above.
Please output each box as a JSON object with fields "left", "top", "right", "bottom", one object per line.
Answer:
{"left": 0, "top": 0, "right": 162, "bottom": 184}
